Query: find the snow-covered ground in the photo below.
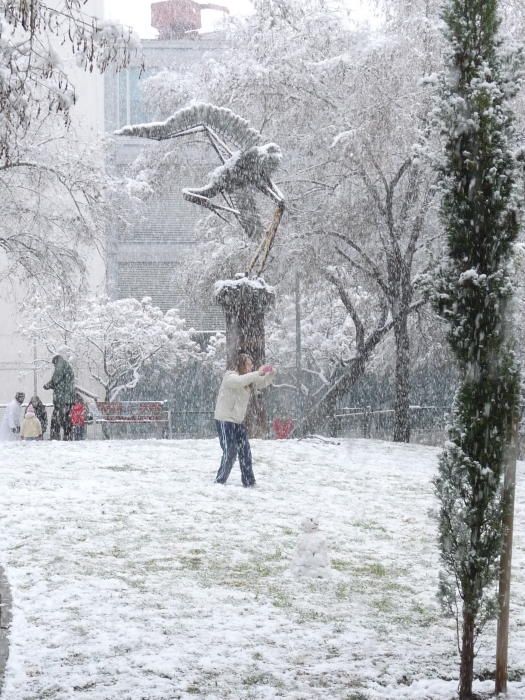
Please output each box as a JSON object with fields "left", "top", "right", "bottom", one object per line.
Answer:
{"left": 0, "top": 438, "right": 524, "bottom": 700}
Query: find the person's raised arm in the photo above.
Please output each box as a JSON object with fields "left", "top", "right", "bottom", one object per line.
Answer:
{"left": 222, "top": 370, "right": 263, "bottom": 388}
{"left": 253, "top": 368, "right": 277, "bottom": 388}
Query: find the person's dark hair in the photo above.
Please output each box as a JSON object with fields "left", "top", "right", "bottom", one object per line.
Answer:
{"left": 236, "top": 353, "right": 253, "bottom": 373}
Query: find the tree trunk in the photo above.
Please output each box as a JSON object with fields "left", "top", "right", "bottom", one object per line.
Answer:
{"left": 326, "top": 391, "right": 339, "bottom": 437}
{"left": 495, "top": 412, "right": 519, "bottom": 695}
{"left": 215, "top": 277, "right": 275, "bottom": 438}
{"left": 225, "top": 297, "right": 267, "bottom": 437}
{"left": 393, "top": 312, "right": 410, "bottom": 442}
{"left": 101, "top": 388, "right": 112, "bottom": 440}
{"left": 245, "top": 389, "right": 267, "bottom": 438}
{"left": 459, "top": 606, "right": 476, "bottom": 700}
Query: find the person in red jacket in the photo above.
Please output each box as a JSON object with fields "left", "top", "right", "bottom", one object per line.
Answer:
{"left": 70, "top": 394, "right": 87, "bottom": 441}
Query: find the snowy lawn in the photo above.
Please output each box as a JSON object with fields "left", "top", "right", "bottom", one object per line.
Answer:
{"left": 0, "top": 438, "right": 524, "bottom": 700}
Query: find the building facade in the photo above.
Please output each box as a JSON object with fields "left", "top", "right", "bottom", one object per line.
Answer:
{"left": 104, "top": 14, "right": 225, "bottom": 332}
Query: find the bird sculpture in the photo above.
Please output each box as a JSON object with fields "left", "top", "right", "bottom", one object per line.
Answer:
{"left": 115, "top": 103, "right": 285, "bottom": 274}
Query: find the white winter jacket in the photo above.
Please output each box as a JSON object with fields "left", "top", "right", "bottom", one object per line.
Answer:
{"left": 214, "top": 370, "right": 276, "bottom": 424}
{"left": 20, "top": 415, "right": 42, "bottom": 439}
{"left": 0, "top": 399, "right": 23, "bottom": 441}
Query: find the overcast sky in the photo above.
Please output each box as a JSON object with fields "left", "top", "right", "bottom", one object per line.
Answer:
{"left": 103, "top": 0, "right": 374, "bottom": 39}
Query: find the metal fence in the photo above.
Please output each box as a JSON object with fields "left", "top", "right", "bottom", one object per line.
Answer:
{"left": 0, "top": 403, "right": 214, "bottom": 441}
{"left": 332, "top": 405, "right": 449, "bottom": 446}
{"left": 2, "top": 402, "right": 523, "bottom": 453}
{"left": 0, "top": 403, "right": 450, "bottom": 443}
{"left": 170, "top": 411, "right": 216, "bottom": 438}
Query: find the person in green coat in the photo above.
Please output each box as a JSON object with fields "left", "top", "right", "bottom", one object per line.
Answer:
{"left": 43, "top": 355, "right": 76, "bottom": 440}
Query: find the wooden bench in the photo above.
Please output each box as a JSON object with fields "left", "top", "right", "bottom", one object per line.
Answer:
{"left": 95, "top": 401, "right": 172, "bottom": 438}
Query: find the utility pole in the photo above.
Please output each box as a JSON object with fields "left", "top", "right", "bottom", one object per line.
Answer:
{"left": 33, "top": 338, "right": 38, "bottom": 396}
{"left": 295, "top": 272, "right": 303, "bottom": 433}
{"left": 495, "top": 415, "right": 519, "bottom": 694}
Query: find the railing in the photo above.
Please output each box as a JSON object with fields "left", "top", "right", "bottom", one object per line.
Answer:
{"left": 170, "top": 410, "right": 216, "bottom": 438}
{"left": 92, "top": 401, "right": 172, "bottom": 439}
{"left": 2, "top": 401, "right": 522, "bottom": 451}
{"left": 0, "top": 402, "right": 214, "bottom": 440}
{"left": 332, "top": 405, "right": 450, "bottom": 446}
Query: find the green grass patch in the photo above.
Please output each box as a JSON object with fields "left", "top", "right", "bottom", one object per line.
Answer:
{"left": 336, "top": 582, "right": 350, "bottom": 600}
{"left": 242, "top": 672, "right": 276, "bottom": 686}
{"left": 353, "top": 519, "right": 388, "bottom": 534}
{"left": 364, "top": 562, "right": 387, "bottom": 577}
{"left": 332, "top": 558, "right": 351, "bottom": 571}
{"left": 178, "top": 555, "right": 202, "bottom": 570}
{"left": 265, "top": 546, "right": 284, "bottom": 561}
{"left": 267, "top": 585, "right": 293, "bottom": 609}
{"left": 280, "top": 526, "right": 295, "bottom": 536}
{"left": 371, "top": 596, "right": 394, "bottom": 613}
{"left": 297, "top": 608, "right": 330, "bottom": 624}
{"left": 185, "top": 684, "right": 201, "bottom": 694}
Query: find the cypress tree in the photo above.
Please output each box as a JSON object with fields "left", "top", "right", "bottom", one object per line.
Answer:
{"left": 433, "top": 1, "right": 521, "bottom": 698}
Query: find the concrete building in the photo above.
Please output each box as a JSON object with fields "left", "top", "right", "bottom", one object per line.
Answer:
{"left": 104, "top": 1, "right": 226, "bottom": 331}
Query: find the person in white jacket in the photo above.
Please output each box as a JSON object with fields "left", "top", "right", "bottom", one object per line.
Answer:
{"left": 214, "top": 353, "right": 276, "bottom": 487}
{"left": 0, "top": 391, "right": 25, "bottom": 441}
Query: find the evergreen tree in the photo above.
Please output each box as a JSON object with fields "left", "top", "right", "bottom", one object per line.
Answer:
{"left": 433, "top": 1, "right": 521, "bottom": 698}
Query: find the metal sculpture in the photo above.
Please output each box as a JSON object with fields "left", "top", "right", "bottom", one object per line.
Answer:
{"left": 115, "top": 103, "right": 285, "bottom": 275}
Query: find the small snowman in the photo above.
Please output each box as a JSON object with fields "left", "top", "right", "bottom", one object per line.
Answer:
{"left": 290, "top": 516, "right": 330, "bottom": 578}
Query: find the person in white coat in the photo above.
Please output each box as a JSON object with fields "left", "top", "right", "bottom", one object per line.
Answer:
{"left": 0, "top": 392, "right": 25, "bottom": 441}
{"left": 214, "top": 352, "right": 276, "bottom": 487}
{"left": 20, "top": 404, "right": 43, "bottom": 441}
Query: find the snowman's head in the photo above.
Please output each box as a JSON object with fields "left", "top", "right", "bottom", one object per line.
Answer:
{"left": 300, "top": 516, "right": 319, "bottom": 533}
